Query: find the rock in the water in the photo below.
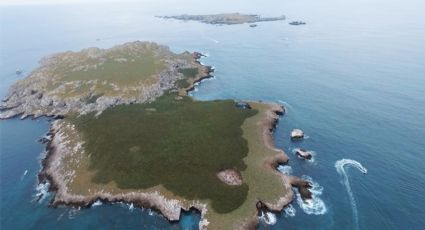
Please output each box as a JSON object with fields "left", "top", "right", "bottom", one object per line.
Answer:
{"left": 290, "top": 129, "right": 304, "bottom": 140}
{"left": 295, "top": 148, "right": 312, "bottom": 160}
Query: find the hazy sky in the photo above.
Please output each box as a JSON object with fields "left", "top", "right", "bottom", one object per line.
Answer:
{"left": 0, "top": 0, "right": 148, "bottom": 5}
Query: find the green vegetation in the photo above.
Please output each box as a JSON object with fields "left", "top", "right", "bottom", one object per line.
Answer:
{"left": 54, "top": 51, "right": 164, "bottom": 85}
{"left": 70, "top": 93, "right": 258, "bottom": 213}
{"left": 161, "top": 13, "right": 286, "bottom": 25}
{"left": 177, "top": 68, "right": 199, "bottom": 88}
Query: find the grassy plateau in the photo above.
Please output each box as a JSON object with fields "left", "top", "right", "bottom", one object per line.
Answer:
{"left": 71, "top": 93, "right": 257, "bottom": 213}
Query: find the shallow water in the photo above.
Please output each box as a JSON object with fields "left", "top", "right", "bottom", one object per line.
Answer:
{"left": 1, "top": 0, "right": 425, "bottom": 229}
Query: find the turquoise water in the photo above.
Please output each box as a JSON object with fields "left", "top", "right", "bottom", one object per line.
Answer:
{"left": 1, "top": 0, "right": 425, "bottom": 229}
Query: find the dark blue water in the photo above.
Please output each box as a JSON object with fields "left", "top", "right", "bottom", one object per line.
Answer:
{"left": 1, "top": 0, "right": 424, "bottom": 229}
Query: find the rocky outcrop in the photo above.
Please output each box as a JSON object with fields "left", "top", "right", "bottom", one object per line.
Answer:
{"left": 291, "top": 128, "right": 304, "bottom": 140}
{"left": 287, "top": 176, "right": 313, "bottom": 200}
{"left": 0, "top": 41, "right": 210, "bottom": 119}
{"left": 295, "top": 148, "right": 313, "bottom": 160}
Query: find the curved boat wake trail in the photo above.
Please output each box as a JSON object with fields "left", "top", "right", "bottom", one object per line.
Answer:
{"left": 335, "top": 159, "right": 367, "bottom": 230}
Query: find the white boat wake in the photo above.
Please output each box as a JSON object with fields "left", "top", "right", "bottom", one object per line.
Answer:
{"left": 20, "top": 170, "right": 28, "bottom": 181}
{"left": 335, "top": 159, "right": 367, "bottom": 230}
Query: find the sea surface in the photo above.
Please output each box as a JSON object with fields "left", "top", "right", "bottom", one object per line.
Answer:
{"left": 1, "top": 0, "right": 425, "bottom": 229}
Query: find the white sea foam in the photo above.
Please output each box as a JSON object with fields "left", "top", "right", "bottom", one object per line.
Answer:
{"left": 284, "top": 204, "right": 296, "bottom": 217}
{"left": 128, "top": 203, "right": 134, "bottom": 211}
{"left": 34, "top": 181, "right": 50, "bottom": 203}
{"left": 148, "top": 209, "right": 154, "bottom": 216}
{"left": 277, "top": 165, "right": 293, "bottom": 175}
{"left": 295, "top": 175, "right": 327, "bottom": 215}
{"left": 68, "top": 208, "right": 79, "bottom": 219}
{"left": 91, "top": 200, "right": 102, "bottom": 207}
{"left": 259, "top": 211, "right": 277, "bottom": 225}
{"left": 335, "top": 159, "right": 367, "bottom": 230}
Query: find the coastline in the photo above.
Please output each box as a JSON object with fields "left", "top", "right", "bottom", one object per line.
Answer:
{"left": 37, "top": 100, "right": 305, "bottom": 230}
{"left": 3, "top": 44, "right": 312, "bottom": 229}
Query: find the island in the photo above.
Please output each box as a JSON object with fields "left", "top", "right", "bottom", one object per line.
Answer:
{"left": 0, "top": 41, "right": 311, "bottom": 229}
{"left": 157, "top": 13, "right": 285, "bottom": 25}
{"left": 289, "top": 21, "right": 307, "bottom": 26}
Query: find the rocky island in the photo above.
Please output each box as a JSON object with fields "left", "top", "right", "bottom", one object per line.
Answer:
{"left": 0, "top": 41, "right": 311, "bottom": 229}
{"left": 158, "top": 13, "right": 285, "bottom": 25}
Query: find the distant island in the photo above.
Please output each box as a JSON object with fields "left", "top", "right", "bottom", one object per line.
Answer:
{"left": 158, "top": 13, "right": 285, "bottom": 25}
{"left": 289, "top": 21, "right": 307, "bottom": 26}
{"left": 0, "top": 41, "right": 311, "bottom": 229}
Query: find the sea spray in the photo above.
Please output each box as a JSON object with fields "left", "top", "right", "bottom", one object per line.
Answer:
{"left": 284, "top": 204, "right": 296, "bottom": 217}
{"left": 91, "top": 200, "right": 103, "bottom": 207}
{"left": 335, "top": 159, "right": 367, "bottom": 230}
{"left": 277, "top": 165, "right": 293, "bottom": 175}
{"left": 259, "top": 211, "right": 277, "bottom": 225}
{"left": 295, "top": 175, "right": 327, "bottom": 215}
{"left": 34, "top": 181, "right": 50, "bottom": 203}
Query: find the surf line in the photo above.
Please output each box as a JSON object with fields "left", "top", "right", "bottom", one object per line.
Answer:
{"left": 335, "top": 159, "right": 367, "bottom": 230}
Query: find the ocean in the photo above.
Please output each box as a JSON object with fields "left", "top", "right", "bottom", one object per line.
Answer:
{"left": 1, "top": 0, "right": 424, "bottom": 229}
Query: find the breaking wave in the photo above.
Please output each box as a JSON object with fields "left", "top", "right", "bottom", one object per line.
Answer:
{"left": 277, "top": 165, "right": 293, "bottom": 175}
{"left": 335, "top": 159, "right": 367, "bottom": 229}
{"left": 295, "top": 175, "right": 327, "bottom": 215}
{"left": 259, "top": 211, "right": 277, "bottom": 225}
{"left": 34, "top": 182, "right": 50, "bottom": 203}
{"left": 284, "top": 204, "right": 296, "bottom": 217}
{"left": 91, "top": 200, "right": 103, "bottom": 207}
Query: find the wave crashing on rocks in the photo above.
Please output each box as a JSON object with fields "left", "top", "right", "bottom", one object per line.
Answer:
{"left": 295, "top": 175, "right": 327, "bottom": 215}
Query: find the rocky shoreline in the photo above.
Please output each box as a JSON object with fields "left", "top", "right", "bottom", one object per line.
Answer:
{"left": 3, "top": 41, "right": 312, "bottom": 229}
{"left": 0, "top": 42, "right": 210, "bottom": 120}
{"left": 36, "top": 101, "right": 311, "bottom": 230}
{"left": 158, "top": 13, "right": 286, "bottom": 25}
